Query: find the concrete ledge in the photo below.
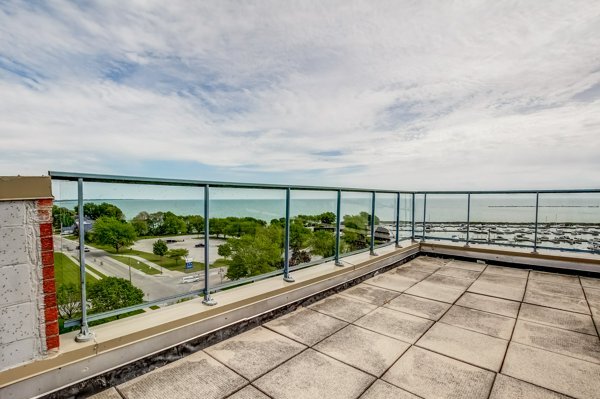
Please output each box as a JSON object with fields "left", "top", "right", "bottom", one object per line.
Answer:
{"left": 420, "top": 242, "right": 600, "bottom": 275}
{"left": 0, "top": 244, "right": 419, "bottom": 399}
{"left": 0, "top": 177, "right": 52, "bottom": 201}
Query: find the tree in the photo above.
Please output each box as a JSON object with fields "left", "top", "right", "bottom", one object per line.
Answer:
{"left": 225, "top": 225, "right": 283, "bottom": 280}
{"left": 131, "top": 218, "right": 149, "bottom": 237}
{"left": 52, "top": 206, "right": 75, "bottom": 231}
{"left": 185, "top": 215, "right": 204, "bottom": 234}
{"left": 167, "top": 248, "right": 189, "bottom": 265}
{"left": 161, "top": 212, "right": 187, "bottom": 235}
{"left": 210, "top": 218, "right": 227, "bottom": 238}
{"left": 290, "top": 220, "right": 312, "bottom": 252}
{"left": 87, "top": 277, "right": 144, "bottom": 316}
{"left": 290, "top": 250, "right": 311, "bottom": 266}
{"left": 77, "top": 202, "right": 125, "bottom": 220}
{"left": 310, "top": 230, "right": 336, "bottom": 258}
{"left": 153, "top": 239, "right": 168, "bottom": 258}
{"left": 319, "top": 212, "right": 336, "bottom": 224}
{"left": 218, "top": 242, "right": 232, "bottom": 259}
{"left": 56, "top": 283, "right": 81, "bottom": 319}
{"left": 92, "top": 217, "right": 137, "bottom": 253}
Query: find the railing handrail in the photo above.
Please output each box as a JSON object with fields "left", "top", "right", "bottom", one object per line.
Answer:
{"left": 48, "top": 171, "right": 408, "bottom": 194}
{"left": 49, "top": 170, "right": 600, "bottom": 194}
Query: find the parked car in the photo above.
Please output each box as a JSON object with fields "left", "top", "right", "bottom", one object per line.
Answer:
{"left": 75, "top": 246, "right": 90, "bottom": 252}
{"left": 194, "top": 243, "right": 205, "bottom": 248}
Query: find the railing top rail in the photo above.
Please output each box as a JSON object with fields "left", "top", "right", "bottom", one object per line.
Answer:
{"left": 49, "top": 171, "right": 600, "bottom": 195}
{"left": 48, "top": 171, "right": 409, "bottom": 194}
{"left": 413, "top": 189, "right": 600, "bottom": 194}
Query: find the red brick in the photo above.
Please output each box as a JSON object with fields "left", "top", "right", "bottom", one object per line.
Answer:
{"left": 42, "top": 265, "right": 55, "bottom": 280}
{"left": 45, "top": 322, "right": 59, "bottom": 336}
{"left": 38, "top": 209, "right": 52, "bottom": 223}
{"left": 43, "top": 278, "right": 56, "bottom": 294}
{"left": 37, "top": 198, "right": 53, "bottom": 207}
{"left": 41, "top": 250, "right": 54, "bottom": 266}
{"left": 44, "top": 292, "right": 57, "bottom": 307}
{"left": 39, "top": 222, "right": 53, "bottom": 237}
{"left": 41, "top": 236, "right": 53, "bottom": 251}
{"left": 46, "top": 335, "right": 59, "bottom": 350}
{"left": 44, "top": 306, "right": 58, "bottom": 322}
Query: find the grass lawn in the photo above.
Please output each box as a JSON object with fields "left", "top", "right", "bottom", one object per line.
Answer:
{"left": 109, "top": 255, "right": 161, "bottom": 275}
{"left": 54, "top": 252, "right": 99, "bottom": 286}
{"left": 88, "top": 243, "right": 228, "bottom": 273}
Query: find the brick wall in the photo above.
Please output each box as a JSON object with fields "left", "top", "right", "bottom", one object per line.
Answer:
{"left": 0, "top": 194, "right": 58, "bottom": 371}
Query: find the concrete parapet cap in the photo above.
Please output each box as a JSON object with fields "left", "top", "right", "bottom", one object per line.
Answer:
{"left": 0, "top": 176, "right": 52, "bottom": 201}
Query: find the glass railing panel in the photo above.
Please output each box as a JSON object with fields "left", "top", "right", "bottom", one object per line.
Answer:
{"left": 424, "top": 194, "right": 468, "bottom": 243}
{"left": 289, "top": 190, "right": 337, "bottom": 267}
{"left": 340, "top": 191, "right": 372, "bottom": 255}
{"left": 413, "top": 194, "right": 426, "bottom": 239}
{"left": 470, "top": 193, "right": 537, "bottom": 248}
{"left": 210, "top": 187, "right": 285, "bottom": 286}
{"left": 374, "top": 193, "right": 396, "bottom": 247}
{"left": 68, "top": 181, "right": 205, "bottom": 328}
{"left": 538, "top": 193, "right": 600, "bottom": 253}
{"left": 398, "top": 194, "right": 413, "bottom": 241}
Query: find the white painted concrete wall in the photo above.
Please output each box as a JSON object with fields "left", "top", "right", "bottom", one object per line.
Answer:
{"left": 0, "top": 200, "right": 45, "bottom": 370}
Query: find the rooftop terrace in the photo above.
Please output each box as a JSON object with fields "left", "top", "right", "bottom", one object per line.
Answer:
{"left": 87, "top": 256, "right": 600, "bottom": 399}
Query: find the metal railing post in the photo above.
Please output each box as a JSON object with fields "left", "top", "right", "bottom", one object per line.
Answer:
{"left": 422, "top": 193, "right": 427, "bottom": 242}
{"left": 370, "top": 191, "right": 377, "bottom": 255}
{"left": 75, "top": 178, "right": 93, "bottom": 342}
{"left": 465, "top": 193, "right": 471, "bottom": 247}
{"left": 411, "top": 193, "right": 416, "bottom": 242}
{"left": 533, "top": 192, "right": 539, "bottom": 253}
{"left": 202, "top": 185, "right": 217, "bottom": 305}
{"left": 283, "top": 188, "right": 294, "bottom": 282}
{"left": 395, "top": 192, "right": 401, "bottom": 248}
{"left": 335, "top": 190, "right": 343, "bottom": 266}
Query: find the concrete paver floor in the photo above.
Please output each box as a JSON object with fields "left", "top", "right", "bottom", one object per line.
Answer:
{"left": 90, "top": 256, "right": 600, "bottom": 399}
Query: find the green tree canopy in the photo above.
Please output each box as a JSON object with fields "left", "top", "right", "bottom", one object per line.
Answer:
{"left": 161, "top": 212, "right": 187, "bottom": 235}
{"left": 77, "top": 202, "right": 125, "bottom": 220}
{"left": 92, "top": 217, "right": 137, "bottom": 253}
{"left": 218, "top": 242, "right": 232, "bottom": 259}
{"left": 153, "top": 239, "right": 168, "bottom": 257}
{"left": 225, "top": 225, "right": 283, "bottom": 280}
{"left": 56, "top": 282, "right": 81, "bottom": 319}
{"left": 52, "top": 205, "right": 75, "bottom": 230}
{"left": 310, "top": 230, "right": 336, "bottom": 258}
{"left": 87, "top": 277, "right": 144, "bottom": 315}
{"left": 167, "top": 248, "right": 189, "bottom": 265}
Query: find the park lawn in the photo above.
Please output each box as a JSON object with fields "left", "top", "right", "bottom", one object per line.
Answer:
{"left": 88, "top": 243, "right": 227, "bottom": 273}
{"left": 109, "top": 255, "right": 162, "bottom": 275}
{"left": 54, "top": 252, "right": 99, "bottom": 286}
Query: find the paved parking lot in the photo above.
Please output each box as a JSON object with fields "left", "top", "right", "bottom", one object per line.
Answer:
{"left": 91, "top": 256, "right": 600, "bottom": 399}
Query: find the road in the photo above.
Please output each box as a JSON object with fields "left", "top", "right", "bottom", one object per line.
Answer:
{"left": 53, "top": 235, "right": 226, "bottom": 301}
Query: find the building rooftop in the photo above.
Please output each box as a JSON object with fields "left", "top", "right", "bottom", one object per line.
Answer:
{"left": 89, "top": 256, "right": 600, "bottom": 399}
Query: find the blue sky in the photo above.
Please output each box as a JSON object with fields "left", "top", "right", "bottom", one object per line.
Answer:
{"left": 1, "top": 1, "right": 599, "bottom": 190}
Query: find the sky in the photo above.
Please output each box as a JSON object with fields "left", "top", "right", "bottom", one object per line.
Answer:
{"left": 1, "top": 1, "right": 599, "bottom": 191}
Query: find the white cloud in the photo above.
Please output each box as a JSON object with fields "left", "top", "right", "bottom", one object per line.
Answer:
{"left": 0, "top": 0, "right": 599, "bottom": 190}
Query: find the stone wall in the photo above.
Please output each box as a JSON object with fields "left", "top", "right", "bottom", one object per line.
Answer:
{"left": 0, "top": 177, "right": 57, "bottom": 371}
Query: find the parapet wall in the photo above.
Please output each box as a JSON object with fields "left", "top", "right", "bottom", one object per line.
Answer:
{"left": 0, "top": 177, "right": 57, "bottom": 371}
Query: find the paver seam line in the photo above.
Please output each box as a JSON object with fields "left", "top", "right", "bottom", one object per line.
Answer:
{"left": 260, "top": 310, "right": 349, "bottom": 348}
{"left": 491, "top": 373, "right": 578, "bottom": 399}
{"left": 224, "top": 383, "right": 275, "bottom": 399}
{"left": 113, "top": 386, "right": 127, "bottom": 399}
{"left": 411, "top": 343, "right": 504, "bottom": 373}
{"left": 516, "top": 313, "right": 599, "bottom": 337}
{"left": 454, "top": 293, "right": 521, "bottom": 318}
{"left": 361, "top": 279, "right": 418, "bottom": 294}
{"left": 380, "top": 262, "right": 498, "bottom": 398}
{"left": 248, "top": 384, "right": 275, "bottom": 399}
{"left": 432, "top": 320, "right": 511, "bottom": 342}
{"left": 339, "top": 283, "right": 405, "bottom": 304}
{"left": 520, "top": 299, "right": 592, "bottom": 316}
{"left": 497, "top": 270, "right": 528, "bottom": 377}
{"left": 580, "top": 276, "right": 600, "bottom": 338}
{"left": 450, "top": 303, "right": 517, "bottom": 320}
{"left": 304, "top": 296, "right": 380, "bottom": 324}
{"left": 309, "top": 323, "right": 411, "bottom": 378}
{"left": 505, "top": 331, "right": 600, "bottom": 366}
